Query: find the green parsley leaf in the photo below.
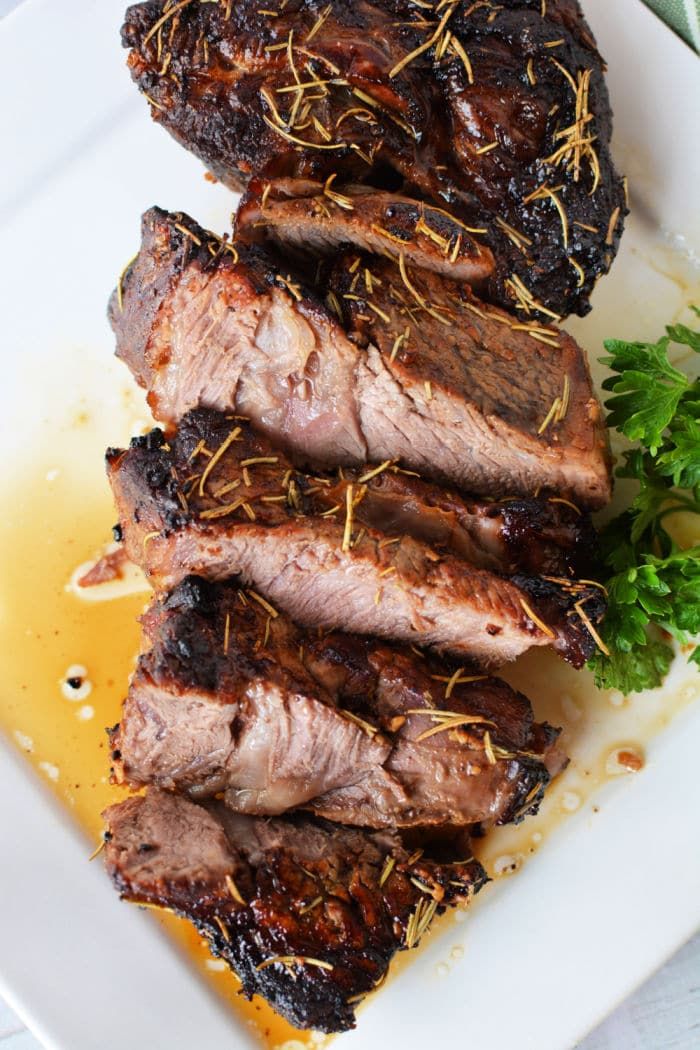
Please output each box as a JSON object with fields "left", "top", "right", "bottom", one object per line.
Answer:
{"left": 657, "top": 548, "right": 700, "bottom": 636}
{"left": 589, "top": 638, "right": 673, "bottom": 693}
{"left": 597, "top": 510, "right": 639, "bottom": 571}
{"left": 600, "top": 336, "right": 689, "bottom": 453}
{"left": 666, "top": 306, "right": 700, "bottom": 353}
{"left": 589, "top": 312, "right": 700, "bottom": 693}
{"left": 657, "top": 417, "right": 700, "bottom": 489}
{"left": 617, "top": 450, "right": 674, "bottom": 544}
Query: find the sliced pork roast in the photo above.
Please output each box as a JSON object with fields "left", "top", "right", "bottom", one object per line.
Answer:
{"left": 104, "top": 789, "right": 487, "bottom": 1032}
{"left": 109, "top": 208, "right": 611, "bottom": 508}
{"left": 111, "top": 576, "right": 564, "bottom": 828}
{"left": 106, "top": 409, "right": 606, "bottom": 668}
{"left": 120, "top": 0, "right": 626, "bottom": 318}
{"left": 237, "top": 177, "right": 496, "bottom": 285}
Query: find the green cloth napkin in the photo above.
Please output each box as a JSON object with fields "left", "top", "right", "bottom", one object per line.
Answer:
{"left": 644, "top": 0, "right": 700, "bottom": 50}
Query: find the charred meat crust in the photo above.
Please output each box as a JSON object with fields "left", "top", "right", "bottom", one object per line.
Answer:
{"left": 105, "top": 408, "right": 606, "bottom": 668}
{"left": 103, "top": 789, "right": 488, "bottom": 1032}
{"left": 109, "top": 207, "right": 612, "bottom": 508}
{"left": 120, "top": 0, "right": 626, "bottom": 319}
{"left": 110, "top": 575, "right": 564, "bottom": 828}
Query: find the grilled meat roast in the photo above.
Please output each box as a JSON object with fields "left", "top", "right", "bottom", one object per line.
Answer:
{"left": 106, "top": 408, "right": 605, "bottom": 668}
{"left": 99, "top": 1, "right": 623, "bottom": 1029}
{"left": 120, "top": 0, "right": 626, "bottom": 318}
{"left": 103, "top": 789, "right": 488, "bottom": 1032}
{"left": 110, "top": 208, "right": 611, "bottom": 507}
{"left": 111, "top": 576, "right": 565, "bottom": 828}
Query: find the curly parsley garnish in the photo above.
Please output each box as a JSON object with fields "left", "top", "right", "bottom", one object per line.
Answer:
{"left": 589, "top": 309, "right": 700, "bottom": 692}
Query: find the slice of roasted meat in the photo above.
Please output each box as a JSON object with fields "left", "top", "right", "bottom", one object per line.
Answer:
{"left": 120, "top": 0, "right": 626, "bottom": 318}
{"left": 111, "top": 576, "right": 565, "bottom": 828}
{"left": 106, "top": 409, "right": 606, "bottom": 668}
{"left": 103, "top": 789, "right": 488, "bottom": 1032}
{"left": 237, "top": 177, "right": 496, "bottom": 285}
{"left": 109, "top": 208, "right": 611, "bottom": 508}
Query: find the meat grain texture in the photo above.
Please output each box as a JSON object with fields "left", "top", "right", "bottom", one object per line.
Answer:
{"left": 112, "top": 575, "right": 565, "bottom": 828}
{"left": 106, "top": 409, "right": 606, "bottom": 669}
{"left": 110, "top": 207, "right": 611, "bottom": 508}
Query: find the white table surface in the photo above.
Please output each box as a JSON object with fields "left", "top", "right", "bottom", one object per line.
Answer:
{"left": 0, "top": 0, "right": 697, "bottom": 1047}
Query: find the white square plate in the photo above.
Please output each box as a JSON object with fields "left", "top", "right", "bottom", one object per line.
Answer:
{"left": 0, "top": 2, "right": 698, "bottom": 1049}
